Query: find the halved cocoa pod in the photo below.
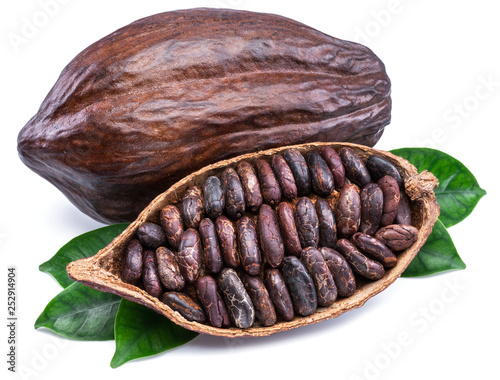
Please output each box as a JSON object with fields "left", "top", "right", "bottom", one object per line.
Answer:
{"left": 67, "top": 142, "right": 439, "bottom": 338}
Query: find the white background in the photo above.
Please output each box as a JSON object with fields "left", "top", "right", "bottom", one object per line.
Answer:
{"left": 1, "top": 0, "right": 499, "bottom": 379}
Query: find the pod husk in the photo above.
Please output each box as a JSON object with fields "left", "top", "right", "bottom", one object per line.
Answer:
{"left": 66, "top": 142, "right": 439, "bottom": 337}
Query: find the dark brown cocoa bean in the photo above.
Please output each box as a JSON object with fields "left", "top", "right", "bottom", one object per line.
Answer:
{"left": 218, "top": 268, "right": 255, "bottom": 328}
{"left": 336, "top": 184, "right": 361, "bottom": 238}
{"left": 203, "top": 176, "right": 225, "bottom": 220}
{"left": 339, "top": 147, "right": 371, "bottom": 187}
{"left": 178, "top": 228, "right": 203, "bottom": 283}
{"left": 263, "top": 269, "right": 294, "bottom": 322}
{"left": 258, "top": 204, "right": 285, "bottom": 268}
{"left": 276, "top": 202, "right": 302, "bottom": 257}
{"left": 294, "top": 197, "right": 319, "bottom": 248}
{"left": 395, "top": 192, "right": 413, "bottom": 226}
{"left": 159, "top": 205, "right": 184, "bottom": 249}
{"left": 271, "top": 154, "right": 297, "bottom": 200}
{"left": 256, "top": 158, "right": 281, "bottom": 206}
{"left": 236, "top": 216, "right": 261, "bottom": 275}
{"left": 320, "top": 247, "right": 356, "bottom": 298}
{"left": 221, "top": 167, "right": 246, "bottom": 220}
{"left": 141, "top": 250, "right": 162, "bottom": 297}
{"left": 122, "top": 239, "right": 143, "bottom": 285}
{"left": 281, "top": 256, "right": 317, "bottom": 316}
{"left": 378, "top": 175, "right": 400, "bottom": 227}
{"left": 307, "top": 151, "right": 335, "bottom": 196}
{"left": 352, "top": 232, "right": 397, "bottom": 268}
{"left": 359, "top": 183, "right": 383, "bottom": 235}
{"left": 156, "top": 246, "right": 185, "bottom": 291}
{"left": 137, "top": 222, "right": 167, "bottom": 249}
{"left": 196, "top": 275, "right": 231, "bottom": 328}
{"left": 236, "top": 161, "right": 263, "bottom": 213}
{"left": 161, "top": 292, "right": 206, "bottom": 323}
{"left": 243, "top": 275, "right": 277, "bottom": 327}
{"left": 315, "top": 197, "right": 337, "bottom": 248}
{"left": 336, "top": 238, "right": 385, "bottom": 280}
{"left": 300, "top": 247, "right": 337, "bottom": 307}
{"left": 181, "top": 186, "right": 204, "bottom": 229}
{"left": 215, "top": 216, "right": 240, "bottom": 268}
{"left": 366, "top": 155, "right": 403, "bottom": 188}
{"left": 320, "top": 146, "right": 345, "bottom": 189}
{"left": 375, "top": 224, "right": 418, "bottom": 251}
{"left": 199, "top": 218, "right": 223, "bottom": 274}
{"left": 283, "top": 149, "right": 312, "bottom": 196}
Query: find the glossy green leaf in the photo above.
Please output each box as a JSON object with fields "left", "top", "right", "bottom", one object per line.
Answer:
{"left": 402, "top": 219, "right": 466, "bottom": 277}
{"left": 35, "top": 282, "right": 121, "bottom": 340}
{"left": 40, "top": 223, "right": 129, "bottom": 288}
{"left": 111, "top": 299, "right": 199, "bottom": 368}
{"left": 390, "top": 148, "right": 485, "bottom": 227}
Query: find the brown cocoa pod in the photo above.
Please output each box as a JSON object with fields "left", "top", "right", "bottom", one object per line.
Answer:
{"left": 196, "top": 275, "right": 231, "bottom": 328}
{"left": 281, "top": 256, "right": 317, "bottom": 316}
{"left": 300, "top": 247, "right": 337, "bottom": 307}
{"left": 215, "top": 216, "right": 240, "bottom": 268}
{"left": 378, "top": 175, "right": 400, "bottom": 227}
{"left": 177, "top": 228, "right": 203, "bottom": 283}
{"left": 122, "top": 239, "right": 143, "bottom": 285}
{"left": 236, "top": 216, "right": 261, "bottom": 275}
{"left": 256, "top": 159, "right": 282, "bottom": 206}
{"left": 218, "top": 268, "right": 255, "bottom": 329}
{"left": 320, "top": 247, "right": 356, "bottom": 298}
{"left": 198, "top": 218, "right": 223, "bottom": 274}
{"left": 243, "top": 275, "right": 277, "bottom": 327}
{"left": 141, "top": 250, "right": 162, "bottom": 298}
{"left": 307, "top": 151, "right": 335, "bottom": 196}
{"left": 375, "top": 224, "right": 419, "bottom": 251}
{"left": 352, "top": 232, "right": 397, "bottom": 268}
{"left": 258, "top": 204, "right": 285, "bottom": 268}
{"left": 156, "top": 246, "right": 185, "bottom": 291}
{"left": 159, "top": 205, "right": 184, "bottom": 250}
{"left": 221, "top": 167, "right": 246, "bottom": 220}
{"left": 336, "top": 184, "right": 361, "bottom": 238}
{"left": 339, "top": 147, "right": 372, "bottom": 188}
{"left": 294, "top": 197, "right": 319, "bottom": 248}
{"left": 19, "top": 9, "right": 391, "bottom": 224}
{"left": 366, "top": 155, "right": 403, "bottom": 188}
{"left": 271, "top": 154, "right": 297, "bottom": 200}
{"left": 263, "top": 269, "right": 295, "bottom": 322}
{"left": 236, "top": 161, "right": 263, "bottom": 213}
{"left": 203, "top": 176, "right": 225, "bottom": 220}
{"left": 315, "top": 197, "right": 337, "bottom": 248}
{"left": 336, "top": 238, "right": 385, "bottom": 281}
{"left": 320, "top": 146, "right": 345, "bottom": 189}
{"left": 161, "top": 292, "right": 206, "bottom": 323}
{"left": 137, "top": 222, "right": 167, "bottom": 249}
{"left": 359, "top": 183, "right": 383, "bottom": 235}
{"left": 276, "top": 202, "right": 302, "bottom": 257}
{"left": 283, "top": 149, "right": 312, "bottom": 196}
{"left": 181, "top": 186, "right": 204, "bottom": 229}
{"left": 395, "top": 192, "right": 413, "bottom": 225}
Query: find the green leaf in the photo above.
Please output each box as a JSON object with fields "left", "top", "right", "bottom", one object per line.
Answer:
{"left": 390, "top": 148, "right": 486, "bottom": 227}
{"left": 402, "top": 219, "right": 466, "bottom": 277}
{"left": 35, "top": 282, "right": 121, "bottom": 340}
{"left": 111, "top": 299, "right": 199, "bottom": 368}
{"left": 40, "top": 223, "right": 129, "bottom": 288}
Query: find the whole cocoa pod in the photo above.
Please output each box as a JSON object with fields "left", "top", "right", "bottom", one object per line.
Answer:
{"left": 17, "top": 9, "right": 391, "bottom": 223}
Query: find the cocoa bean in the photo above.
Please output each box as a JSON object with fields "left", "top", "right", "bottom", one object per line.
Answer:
{"left": 218, "top": 268, "right": 255, "bottom": 328}
{"left": 315, "top": 197, "right": 337, "bottom": 248}
{"left": 159, "top": 205, "right": 184, "bottom": 250}
{"left": 281, "top": 256, "right": 317, "bottom": 316}
{"left": 256, "top": 158, "right": 282, "bottom": 206}
{"left": 300, "top": 247, "right": 337, "bottom": 307}
{"left": 395, "top": 192, "right": 413, "bottom": 226}
{"left": 283, "top": 149, "right": 312, "bottom": 196}
{"left": 294, "top": 197, "right": 319, "bottom": 248}
{"left": 181, "top": 186, "right": 204, "bottom": 229}
{"left": 161, "top": 292, "right": 206, "bottom": 323}
{"left": 177, "top": 228, "right": 203, "bottom": 283}
{"left": 236, "top": 216, "right": 261, "bottom": 275}
{"left": 199, "top": 218, "right": 223, "bottom": 274}
{"left": 258, "top": 204, "right": 285, "bottom": 268}
{"left": 320, "top": 247, "right": 356, "bottom": 298}
{"left": 366, "top": 155, "right": 403, "bottom": 188}
{"left": 336, "top": 184, "right": 361, "bottom": 238}
{"left": 156, "top": 246, "right": 185, "bottom": 291}
{"left": 141, "top": 250, "right": 162, "bottom": 298}
{"left": 263, "top": 269, "right": 294, "bottom": 322}
{"left": 378, "top": 175, "right": 400, "bottom": 227}
{"left": 203, "top": 176, "right": 225, "bottom": 220}
{"left": 359, "top": 183, "right": 383, "bottom": 235}
{"left": 215, "top": 216, "right": 240, "bottom": 268}
{"left": 196, "top": 275, "right": 230, "bottom": 328}
{"left": 122, "top": 239, "right": 143, "bottom": 285}
{"left": 339, "top": 147, "right": 371, "bottom": 188}
{"left": 243, "top": 275, "right": 277, "bottom": 327}
{"left": 271, "top": 154, "right": 297, "bottom": 200}
{"left": 137, "top": 222, "right": 167, "bottom": 249}
{"left": 276, "top": 202, "right": 302, "bottom": 257}
{"left": 352, "top": 232, "right": 397, "bottom": 268}
{"left": 221, "top": 167, "right": 246, "bottom": 220}
{"left": 336, "top": 239, "right": 385, "bottom": 281}
{"left": 375, "top": 224, "right": 419, "bottom": 251}
{"left": 236, "top": 161, "right": 263, "bottom": 213}
{"left": 307, "top": 151, "right": 335, "bottom": 196}
{"left": 320, "top": 146, "right": 345, "bottom": 189}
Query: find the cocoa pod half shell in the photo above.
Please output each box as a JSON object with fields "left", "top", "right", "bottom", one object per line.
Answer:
{"left": 67, "top": 142, "right": 439, "bottom": 338}
{"left": 17, "top": 8, "right": 391, "bottom": 224}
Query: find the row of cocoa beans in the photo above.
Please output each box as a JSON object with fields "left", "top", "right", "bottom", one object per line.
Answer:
{"left": 121, "top": 147, "right": 419, "bottom": 328}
